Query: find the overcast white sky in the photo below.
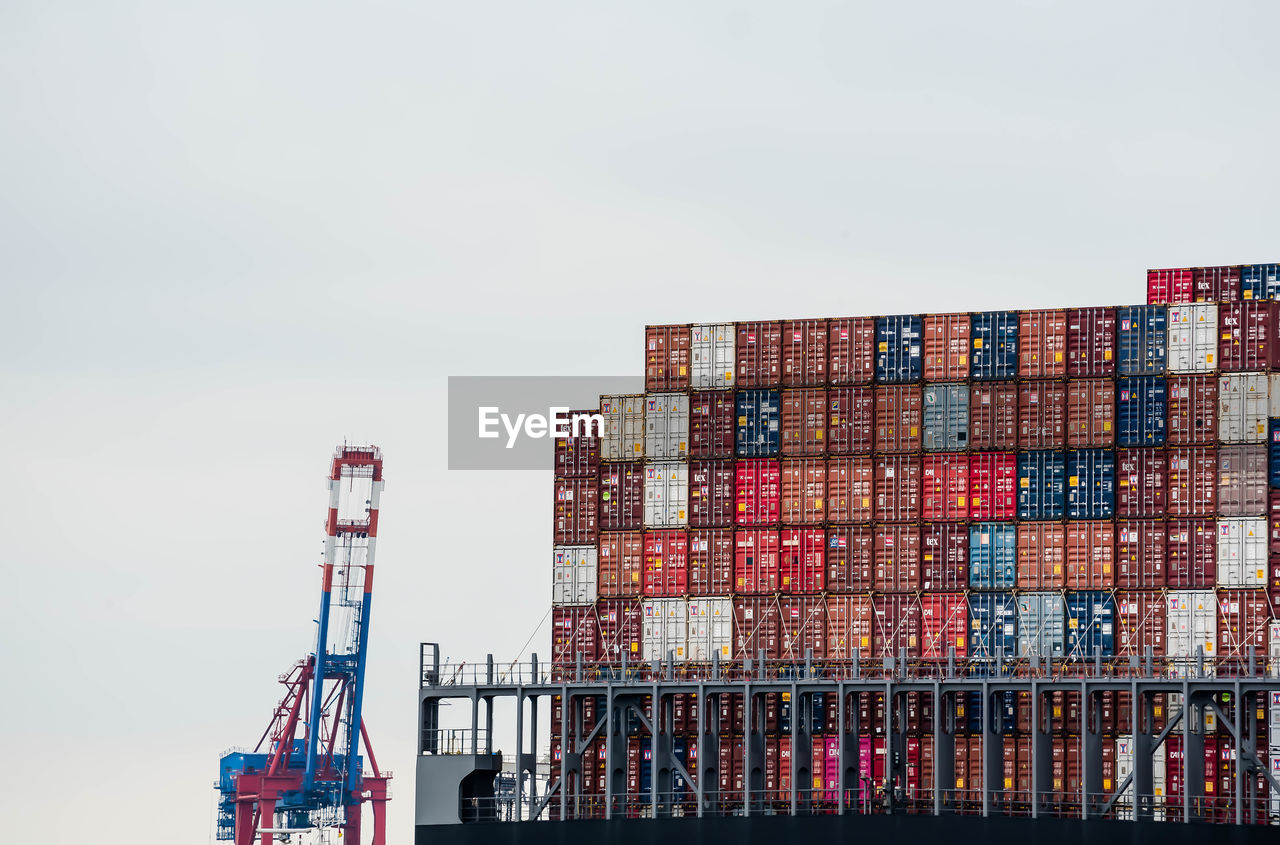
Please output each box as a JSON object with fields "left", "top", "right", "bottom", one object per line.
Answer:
{"left": 3, "top": 1, "right": 1279, "bottom": 842}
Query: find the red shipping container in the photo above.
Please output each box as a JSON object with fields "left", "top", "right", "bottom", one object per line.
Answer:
{"left": 1166, "top": 375, "right": 1218, "bottom": 446}
{"left": 825, "top": 595, "right": 875, "bottom": 659}
{"left": 969, "top": 452, "right": 1016, "bottom": 520}
{"left": 781, "top": 527, "right": 825, "bottom": 593}
{"left": 1147, "top": 268, "right": 1194, "bottom": 305}
{"left": 734, "top": 529, "right": 781, "bottom": 594}
{"left": 734, "top": 596, "right": 782, "bottom": 660}
{"left": 826, "top": 386, "right": 875, "bottom": 454}
{"left": 736, "top": 321, "right": 783, "bottom": 387}
{"left": 735, "top": 459, "right": 780, "bottom": 527}
{"left": 1166, "top": 517, "right": 1216, "bottom": 587}
{"left": 1066, "top": 307, "right": 1116, "bottom": 377}
{"left": 920, "top": 592, "right": 968, "bottom": 659}
{"left": 782, "top": 319, "right": 828, "bottom": 387}
{"left": 1215, "top": 589, "right": 1269, "bottom": 660}
{"left": 969, "top": 382, "right": 1018, "bottom": 450}
{"left": 552, "top": 606, "right": 600, "bottom": 665}
{"left": 687, "top": 460, "right": 735, "bottom": 529}
{"left": 554, "top": 477, "right": 598, "bottom": 544}
{"left": 599, "top": 462, "right": 644, "bottom": 530}
{"left": 922, "top": 523, "right": 969, "bottom": 591}
{"left": 1218, "top": 301, "right": 1280, "bottom": 371}
{"left": 781, "top": 458, "right": 826, "bottom": 524}
{"left": 688, "top": 527, "right": 734, "bottom": 596}
{"left": 643, "top": 529, "right": 688, "bottom": 597}
{"left": 828, "top": 318, "right": 876, "bottom": 385}
{"left": 1191, "top": 265, "right": 1241, "bottom": 303}
{"left": 1167, "top": 446, "right": 1217, "bottom": 517}
{"left": 781, "top": 595, "right": 827, "bottom": 659}
{"left": 874, "top": 455, "right": 921, "bottom": 522}
{"left": 646, "top": 324, "right": 692, "bottom": 391}
{"left": 872, "top": 594, "right": 921, "bottom": 658}
{"left": 922, "top": 313, "right": 971, "bottom": 381}
{"left": 922, "top": 453, "right": 970, "bottom": 521}
{"left": 1116, "top": 448, "right": 1167, "bottom": 517}
{"left": 826, "top": 456, "right": 874, "bottom": 523}
{"left": 781, "top": 388, "right": 827, "bottom": 455}
{"left": 1019, "top": 309, "right": 1068, "bottom": 377}
{"left": 553, "top": 408, "right": 600, "bottom": 478}
{"left": 1018, "top": 380, "right": 1067, "bottom": 448}
{"left": 1016, "top": 522, "right": 1066, "bottom": 589}
{"left": 689, "top": 391, "right": 735, "bottom": 458}
{"left": 1066, "top": 378, "right": 1115, "bottom": 448}
{"left": 1115, "top": 520, "right": 1166, "bottom": 588}
{"left": 598, "top": 531, "right": 643, "bottom": 597}
{"left": 596, "top": 598, "right": 643, "bottom": 662}
{"left": 874, "top": 385, "right": 923, "bottom": 452}
{"left": 1064, "top": 521, "right": 1115, "bottom": 588}
{"left": 873, "top": 524, "right": 922, "bottom": 592}
{"left": 825, "top": 525, "right": 874, "bottom": 592}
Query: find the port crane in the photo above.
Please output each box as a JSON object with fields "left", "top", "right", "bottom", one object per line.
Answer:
{"left": 216, "top": 445, "right": 390, "bottom": 844}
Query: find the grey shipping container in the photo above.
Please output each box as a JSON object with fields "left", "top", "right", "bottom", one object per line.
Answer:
{"left": 922, "top": 383, "right": 969, "bottom": 451}
{"left": 1016, "top": 592, "right": 1066, "bottom": 658}
{"left": 1217, "top": 444, "right": 1268, "bottom": 516}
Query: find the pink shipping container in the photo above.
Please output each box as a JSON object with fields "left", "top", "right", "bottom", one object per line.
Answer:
{"left": 1064, "top": 521, "right": 1115, "bottom": 588}
{"left": 735, "top": 459, "right": 780, "bottom": 526}
{"left": 1217, "top": 301, "right": 1280, "bottom": 371}
{"left": 736, "top": 321, "right": 783, "bottom": 387}
{"left": 781, "top": 595, "right": 826, "bottom": 659}
{"left": 734, "top": 596, "right": 782, "bottom": 660}
{"left": 1146, "top": 268, "right": 1194, "bottom": 305}
{"left": 554, "top": 477, "right": 598, "bottom": 544}
{"left": 1066, "top": 378, "right": 1115, "bottom": 448}
{"left": 828, "top": 318, "right": 877, "bottom": 386}
{"left": 969, "top": 452, "right": 1016, "bottom": 520}
{"left": 1166, "top": 518, "right": 1216, "bottom": 587}
{"left": 781, "top": 458, "right": 826, "bottom": 524}
{"left": 874, "top": 455, "right": 922, "bottom": 522}
{"left": 1066, "top": 307, "right": 1116, "bottom": 377}
{"left": 826, "top": 386, "right": 875, "bottom": 454}
{"left": 1115, "top": 590, "right": 1166, "bottom": 657}
{"left": 689, "top": 391, "right": 736, "bottom": 458}
{"left": 781, "top": 388, "right": 827, "bottom": 455}
{"left": 1019, "top": 381, "right": 1068, "bottom": 449}
{"left": 874, "top": 385, "right": 923, "bottom": 452}
{"left": 782, "top": 319, "right": 828, "bottom": 387}
{"left": 1215, "top": 589, "right": 1269, "bottom": 660}
{"left": 1192, "top": 265, "right": 1241, "bottom": 303}
{"left": 734, "top": 529, "right": 781, "bottom": 594}
{"left": 922, "top": 313, "right": 971, "bottom": 381}
{"left": 921, "top": 523, "right": 969, "bottom": 591}
{"left": 689, "top": 459, "right": 735, "bottom": 528}
{"left": 688, "top": 527, "right": 734, "bottom": 596}
{"left": 598, "top": 531, "right": 643, "bottom": 597}
{"left": 596, "top": 598, "right": 643, "bottom": 662}
{"left": 646, "top": 325, "right": 692, "bottom": 391}
{"left": 922, "top": 453, "right": 970, "bottom": 521}
{"left": 1019, "top": 309, "right": 1068, "bottom": 377}
{"left": 1166, "top": 375, "right": 1218, "bottom": 446}
{"left": 781, "top": 527, "right": 825, "bottom": 593}
{"left": 553, "top": 408, "right": 600, "bottom": 478}
{"left": 552, "top": 606, "right": 600, "bottom": 665}
{"left": 872, "top": 594, "right": 922, "bottom": 658}
{"left": 873, "top": 524, "right": 922, "bottom": 592}
{"left": 969, "top": 382, "right": 1018, "bottom": 450}
{"left": 825, "top": 595, "right": 875, "bottom": 659}
{"left": 1167, "top": 446, "right": 1217, "bottom": 517}
{"left": 642, "top": 530, "right": 688, "bottom": 597}
{"left": 1016, "top": 522, "right": 1066, "bottom": 589}
{"left": 1116, "top": 448, "right": 1167, "bottom": 517}
{"left": 1115, "top": 520, "right": 1167, "bottom": 588}
{"left": 599, "top": 462, "right": 644, "bottom": 530}
{"left": 825, "top": 456, "right": 874, "bottom": 523}
{"left": 825, "top": 525, "right": 874, "bottom": 592}
{"left": 920, "top": 592, "right": 968, "bottom": 658}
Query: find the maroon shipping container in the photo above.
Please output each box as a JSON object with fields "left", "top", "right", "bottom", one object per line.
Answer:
{"left": 874, "top": 455, "right": 922, "bottom": 522}
{"left": 781, "top": 595, "right": 826, "bottom": 659}
{"left": 1018, "top": 381, "right": 1067, "bottom": 449}
{"left": 969, "top": 382, "right": 1018, "bottom": 450}
{"left": 1064, "top": 521, "right": 1115, "bottom": 588}
{"left": 643, "top": 529, "right": 688, "bottom": 597}
{"left": 872, "top": 593, "right": 922, "bottom": 658}
{"left": 1166, "top": 517, "right": 1216, "bottom": 587}
{"left": 1147, "top": 268, "right": 1194, "bottom": 305}
{"left": 1116, "top": 448, "right": 1167, "bottom": 518}
{"left": 922, "top": 453, "right": 970, "bottom": 521}
{"left": 1166, "top": 375, "right": 1218, "bottom": 446}
{"left": 826, "top": 386, "right": 875, "bottom": 454}
{"left": 688, "top": 527, "right": 734, "bottom": 596}
{"left": 826, "top": 595, "right": 875, "bottom": 659}
{"left": 781, "top": 388, "right": 826, "bottom": 456}
{"left": 825, "top": 524, "right": 874, "bottom": 592}
{"left": 874, "top": 524, "right": 922, "bottom": 592}
{"left": 689, "top": 391, "right": 735, "bottom": 458}
{"left": 734, "top": 529, "right": 781, "bottom": 594}
{"left": 689, "top": 459, "right": 735, "bottom": 528}
{"left": 922, "top": 313, "right": 971, "bottom": 381}
{"left": 734, "top": 596, "right": 782, "bottom": 660}
{"left": 922, "top": 523, "right": 969, "bottom": 591}
{"left": 1016, "top": 522, "right": 1066, "bottom": 590}
{"left": 1115, "top": 586, "right": 1166, "bottom": 656}
{"left": 1167, "top": 446, "right": 1217, "bottom": 517}
{"left": 1192, "top": 265, "right": 1241, "bottom": 303}
{"left": 735, "top": 459, "right": 781, "bottom": 527}
{"left": 599, "top": 461, "right": 644, "bottom": 530}
{"left": 781, "top": 458, "right": 826, "bottom": 524}
{"left": 969, "top": 452, "right": 1016, "bottom": 521}
{"left": 1065, "top": 378, "right": 1115, "bottom": 448}
{"left": 828, "top": 318, "right": 876, "bottom": 385}
{"left": 1216, "top": 589, "right": 1269, "bottom": 660}
{"left": 1271, "top": 489, "right": 1280, "bottom": 554}
{"left": 553, "top": 408, "right": 600, "bottom": 478}
{"left": 1217, "top": 444, "right": 1268, "bottom": 517}
{"left": 920, "top": 592, "right": 968, "bottom": 658}
{"left": 552, "top": 606, "right": 600, "bottom": 665}
{"left": 736, "top": 321, "right": 783, "bottom": 387}
{"left": 598, "top": 531, "right": 643, "bottom": 597}
{"left": 1218, "top": 301, "right": 1280, "bottom": 371}
{"left": 826, "top": 456, "right": 874, "bottom": 523}
{"left": 554, "top": 477, "right": 598, "bottom": 544}
{"left": 596, "top": 598, "right": 643, "bottom": 663}
{"left": 1115, "top": 520, "right": 1166, "bottom": 588}
{"left": 781, "top": 528, "right": 825, "bottom": 593}
{"left": 1066, "top": 307, "right": 1116, "bottom": 377}
{"left": 1019, "top": 309, "right": 1068, "bottom": 378}
{"left": 782, "top": 319, "right": 828, "bottom": 387}
{"left": 874, "top": 385, "right": 923, "bottom": 452}
{"left": 646, "top": 325, "right": 692, "bottom": 391}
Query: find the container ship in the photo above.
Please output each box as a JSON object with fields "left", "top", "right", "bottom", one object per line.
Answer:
{"left": 417, "top": 263, "right": 1280, "bottom": 845}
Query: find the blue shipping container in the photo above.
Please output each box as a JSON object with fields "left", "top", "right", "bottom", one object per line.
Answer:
{"left": 1065, "top": 590, "right": 1116, "bottom": 659}
{"left": 735, "top": 389, "right": 780, "bottom": 457}
{"left": 875, "top": 315, "right": 923, "bottom": 383}
{"left": 1066, "top": 449, "right": 1115, "bottom": 519}
{"left": 1242, "top": 263, "right": 1280, "bottom": 301}
{"left": 1117, "top": 376, "right": 1166, "bottom": 447}
{"left": 964, "top": 690, "right": 1017, "bottom": 735}
{"left": 1017, "top": 450, "right": 1066, "bottom": 520}
{"left": 1116, "top": 305, "right": 1167, "bottom": 376}
{"left": 969, "top": 522, "right": 1016, "bottom": 589}
{"left": 922, "top": 383, "right": 970, "bottom": 450}
{"left": 970, "top": 311, "right": 1019, "bottom": 381}
{"left": 640, "top": 738, "right": 652, "bottom": 795}
{"left": 968, "top": 591, "right": 1017, "bottom": 658}
{"left": 1270, "top": 419, "right": 1280, "bottom": 488}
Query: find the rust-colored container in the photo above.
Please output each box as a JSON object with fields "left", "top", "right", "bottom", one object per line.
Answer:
{"left": 646, "top": 324, "right": 692, "bottom": 391}
{"left": 969, "top": 452, "right": 1016, "bottom": 520}
{"left": 781, "top": 595, "right": 826, "bottom": 659}
{"left": 967, "top": 381, "right": 1018, "bottom": 451}
{"left": 1064, "top": 521, "right": 1115, "bottom": 588}
{"left": 554, "top": 477, "right": 598, "bottom": 544}
{"left": 1166, "top": 446, "right": 1217, "bottom": 516}
{"left": 734, "top": 596, "right": 782, "bottom": 659}
{"left": 873, "top": 524, "right": 922, "bottom": 592}
{"left": 598, "top": 531, "right": 643, "bottom": 597}
{"left": 1002, "top": 736, "right": 1033, "bottom": 804}
{"left": 1066, "top": 307, "right": 1116, "bottom": 377}
{"left": 1166, "top": 517, "right": 1216, "bottom": 587}
{"left": 735, "top": 459, "right": 781, "bottom": 527}
{"left": 596, "top": 598, "right": 643, "bottom": 665}
{"left": 826, "top": 456, "right": 874, "bottom": 523}
{"left": 1165, "top": 374, "right": 1218, "bottom": 446}
{"left": 1216, "top": 589, "right": 1270, "bottom": 660}
{"left": 554, "top": 408, "right": 600, "bottom": 478}
{"left": 874, "top": 385, "right": 923, "bottom": 452}
{"left": 688, "top": 527, "right": 734, "bottom": 596}
{"left": 1116, "top": 448, "right": 1167, "bottom": 518}
{"left": 781, "top": 457, "right": 826, "bottom": 524}
{"left": 1066, "top": 378, "right": 1115, "bottom": 447}
{"left": 954, "top": 735, "right": 983, "bottom": 798}
{"left": 922, "top": 523, "right": 969, "bottom": 591}
{"left": 780, "top": 388, "right": 826, "bottom": 456}
{"left": 1115, "top": 520, "right": 1166, "bottom": 588}
{"left": 735, "top": 320, "right": 783, "bottom": 387}
{"left": 825, "top": 594, "right": 874, "bottom": 658}
{"left": 1019, "top": 309, "right": 1068, "bottom": 378}
{"left": 825, "top": 524, "right": 874, "bottom": 591}
{"left": 1018, "top": 380, "right": 1067, "bottom": 448}
{"left": 872, "top": 593, "right": 922, "bottom": 658}
{"left": 734, "top": 531, "right": 781, "bottom": 594}
{"left": 826, "top": 386, "right": 875, "bottom": 454}
{"left": 828, "top": 318, "right": 877, "bottom": 385}
{"left": 1116, "top": 590, "right": 1167, "bottom": 657}
{"left": 598, "top": 461, "right": 644, "bottom": 530}
{"left": 1016, "top": 522, "right": 1066, "bottom": 589}
{"left": 781, "top": 528, "right": 825, "bottom": 593}
{"left": 922, "top": 313, "right": 971, "bottom": 381}
{"left": 1217, "top": 301, "right": 1280, "bottom": 371}
{"left": 782, "top": 319, "right": 828, "bottom": 387}
{"left": 643, "top": 529, "right": 688, "bottom": 597}
{"left": 874, "top": 455, "right": 922, "bottom": 522}
{"left": 689, "top": 459, "right": 735, "bottom": 528}
{"left": 922, "top": 453, "right": 970, "bottom": 521}
{"left": 689, "top": 390, "right": 736, "bottom": 458}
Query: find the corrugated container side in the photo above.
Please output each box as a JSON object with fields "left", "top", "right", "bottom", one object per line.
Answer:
{"left": 599, "top": 461, "right": 644, "bottom": 530}
{"left": 1218, "top": 301, "right": 1280, "bottom": 371}
{"left": 875, "top": 315, "right": 923, "bottom": 383}
{"left": 920, "top": 592, "right": 968, "bottom": 658}
{"left": 874, "top": 454, "right": 922, "bottom": 522}
{"left": 968, "top": 382, "right": 1018, "bottom": 450}
{"left": 1016, "top": 592, "right": 1066, "bottom": 658}
{"left": 780, "top": 388, "right": 826, "bottom": 456}
{"left": 1064, "top": 521, "right": 1116, "bottom": 588}
{"left": 922, "top": 383, "right": 970, "bottom": 450}
{"left": 1066, "top": 448, "right": 1115, "bottom": 520}
{"left": 553, "top": 408, "right": 600, "bottom": 478}
{"left": 735, "top": 389, "right": 781, "bottom": 457}
{"left": 1240, "top": 263, "right": 1280, "bottom": 300}
{"left": 644, "top": 393, "right": 689, "bottom": 459}
{"left": 922, "top": 452, "right": 970, "bottom": 520}
{"left": 1016, "top": 522, "right": 1065, "bottom": 590}
{"left": 688, "top": 391, "right": 735, "bottom": 458}
{"left": 1166, "top": 518, "right": 1217, "bottom": 587}
{"left": 1165, "top": 590, "right": 1216, "bottom": 661}
{"left": 598, "top": 531, "right": 644, "bottom": 597}
{"left": 552, "top": 606, "right": 600, "bottom": 665}
{"left": 872, "top": 593, "right": 922, "bottom": 658}
{"left": 781, "top": 528, "right": 825, "bottom": 593}
{"left": 1166, "top": 304, "right": 1217, "bottom": 373}
{"left": 1116, "top": 447, "right": 1168, "bottom": 518}
{"left": 922, "top": 522, "right": 969, "bottom": 591}
{"left": 1116, "top": 520, "right": 1167, "bottom": 588}
{"left": 687, "top": 597, "right": 733, "bottom": 661}
{"left": 643, "top": 461, "right": 688, "bottom": 528}
{"left": 970, "top": 311, "right": 1019, "bottom": 381}
{"left": 968, "top": 592, "right": 1018, "bottom": 657}
{"left": 826, "top": 386, "right": 875, "bottom": 453}
{"left": 1116, "top": 590, "right": 1166, "bottom": 657}
{"left": 689, "top": 459, "right": 734, "bottom": 528}
{"left": 1116, "top": 305, "right": 1167, "bottom": 376}
{"left": 874, "top": 523, "right": 922, "bottom": 592}
{"left": 1271, "top": 419, "right": 1280, "bottom": 487}
{"left": 1065, "top": 590, "right": 1117, "bottom": 659}
{"left": 970, "top": 451, "right": 1016, "bottom": 520}
{"left": 825, "top": 525, "right": 875, "bottom": 592}
{"left": 552, "top": 546, "right": 598, "bottom": 606}
{"left": 1066, "top": 307, "right": 1117, "bottom": 377}
{"left": 1167, "top": 446, "right": 1217, "bottom": 516}
{"left": 1017, "top": 449, "right": 1066, "bottom": 520}
{"left": 781, "top": 458, "right": 826, "bottom": 524}
{"left": 1215, "top": 517, "right": 1266, "bottom": 587}
{"left": 825, "top": 456, "right": 873, "bottom": 523}
{"left": 1066, "top": 378, "right": 1116, "bottom": 448}
{"left": 646, "top": 325, "right": 692, "bottom": 391}
{"left": 781, "top": 595, "right": 827, "bottom": 660}
{"left": 1192, "top": 265, "right": 1241, "bottom": 303}
{"left": 1018, "top": 309, "right": 1068, "bottom": 378}
{"left": 874, "top": 385, "right": 923, "bottom": 452}
{"left": 596, "top": 598, "right": 643, "bottom": 662}
{"left": 601, "top": 394, "right": 645, "bottom": 460}
{"left": 734, "top": 530, "right": 781, "bottom": 594}
{"left": 922, "top": 313, "right": 971, "bottom": 381}
{"left": 735, "top": 321, "right": 783, "bottom": 388}
{"left": 691, "top": 323, "right": 735, "bottom": 389}
{"left": 827, "top": 318, "right": 876, "bottom": 385}
{"left": 733, "top": 596, "right": 782, "bottom": 660}
{"left": 1166, "top": 375, "right": 1218, "bottom": 445}
{"left": 554, "top": 476, "right": 599, "bottom": 544}
{"left": 781, "top": 319, "right": 828, "bottom": 387}
{"left": 969, "top": 522, "right": 1016, "bottom": 589}
{"left": 1019, "top": 380, "right": 1068, "bottom": 449}
{"left": 642, "top": 597, "right": 687, "bottom": 661}
{"left": 687, "top": 528, "right": 734, "bottom": 596}
{"left": 825, "top": 594, "right": 874, "bottom": 659}
{"left": 1217, "top": 445, "right": 1268, "bottom": 516}
{"left": 1216, "top": 589, "right": 1270, "bottom": 660}
{"left": 1218, "top": 373, "right": 1268, "bottom": 444}
{"left": 1147, "top": 268, "right": 1194, "bottom": 305}
{"left": 735, "top": 458, "right": 780, "bottom": 526}
{"left": 642, "top": 529, "right": 688, "bottom": 597}
{"left": 1117, "top": 376, "right": 1166, "bottom": 447}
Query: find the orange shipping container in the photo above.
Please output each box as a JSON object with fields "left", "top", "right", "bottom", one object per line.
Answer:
{"left": 826, "top": 456, "right": 874, "bottom": 523}
{"left": 825, "top": 524, "right": 874, "bottom": 591}
{"left": 1064, "top": 521, "right": 1115, "bottom": 588}
{"left": 825, "top": 594, "right": 875, "bottom": 659}
{"left": 598, "top": 531, "right": 643, "bottom": 597}
{"left": 781, "top": 388, "right": 827, "bottom": 455}
{"left": 923, "top": 313, "right": 971, "bottom": 381}
{"left": 1066, "top": 378, "right": 1116, "bottom": 448}
{"left": 1016, "top": 522, "right": 1066, "bottom": 589}
{"left": 875, "top": 385, "right": 923, "bottom": 452}
{"left": 828, "top": 318, "right": 876, "bottom": 386}
{"left": 736, "top": 321, "right": 782, "bottom": 388}
{"left": 782, "top": 319, "right": 828, "bottom": 387}
{"left": 781, "top": 458, "right": 826, "bottom": 524}
{"left": 1019, "top": 309, "right": 1068, "bottom": 378}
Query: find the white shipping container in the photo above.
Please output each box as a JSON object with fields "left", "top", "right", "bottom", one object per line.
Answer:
{"left": 601, "top": 394, "right": 645, "bottom": 460}
{"left": 1272, "top": 752, "right": 1280, "bottom": 821}
{"left": 644, "top": 393, "right": 689, "bottom": 459}
{"left": 1218, "top": 374, "right": 1268, "bottom": 444}
{"left": 691, "top": 323, "right": 735, "bottom": 389}
{"left": 1269, "top": 689, "right": 1280, "bottom": 747}
{"left": 642, "top": 598, "right": 688, "bottom": 661}
{"left": 1215, "top": 517, "right": 1267, "bottom": 587}
{"left": 688, "top": 597, "right": 733, "bottom": 661}
{"left": 1270, "top": 623, "right": 1280, "bottom": 677}
{"left": 1115, "top": 735, "right": 1167, "bottom": 821}
{"left": 1166, "top": 590, "right": 1216, "bottom": 671}
{"left": 551, "top": 546, "right": 597, "bottom": 606}
{"left": 1167, "top": 304, "right": 1218, "bottom": 373}
{"left": 644, "top": 461, "right": 688, "bottom": 527}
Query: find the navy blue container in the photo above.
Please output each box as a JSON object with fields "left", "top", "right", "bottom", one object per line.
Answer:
{"left": 735, "top": 389, "right": 780, "bottom": 457}
{"left": 967, "top": 591, "right": 1017, "bottom": 658}
{"left": 1270, "top": 419, "right": 1280, "bottom": 488}
{"left": 1115, "top": 305, "right": 1167, "bottom": 376}
{"left": 968, "top": 523, "right": 1016, "bottom": 589}
{"left": 1116, "top": 376, "right": 1166, "bottom": 447}
{"left": 640, "top": 738, "right": 652, "bottom": 795}
{"left": 969, "top": 311, "right": 1019, "bottom": 381}
{"left": 672, "top": 737, "right": 688, "bottom": 796}
{"left": 965, "top": 690, "right": 1018, "bottom": 735}
{"left": 1066, "top": 449, "right": 1114, "bottom": 519}
{"left": 875, "top": 315, "right": 923, "bottom": 383}
{"left": 1064, "top": 591, "right": 1116, "bottom": 659}
{"left": 1242, "top": 263, "right": 1280, "bottom": 301}
{"left": 1017, "top": 450, "right": 1066, "bottom": 520}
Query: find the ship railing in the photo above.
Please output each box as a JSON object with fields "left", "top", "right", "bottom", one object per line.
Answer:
{"left": 419, "top": 728, "right": 491, "bottom": 756}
